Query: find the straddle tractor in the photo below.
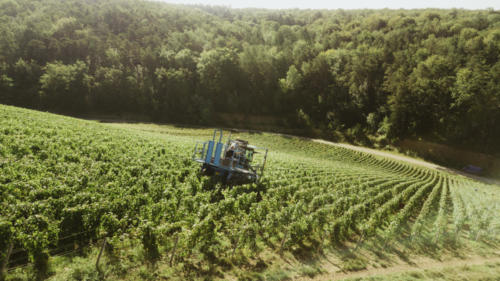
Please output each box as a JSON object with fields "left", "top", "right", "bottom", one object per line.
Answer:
{"left": 192, "top": 129, "right": 268, "bottom": 185}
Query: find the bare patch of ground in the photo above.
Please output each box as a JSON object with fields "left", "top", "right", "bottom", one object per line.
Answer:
{"left": 296, "top": 252, "right": 500, "bottom": 281}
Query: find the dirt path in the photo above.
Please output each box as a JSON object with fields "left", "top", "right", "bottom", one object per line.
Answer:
{"left": 312, "top": 139, "right": 500, "bottom": 186}
{"left": 297, "top": 254, "right": 500, "bottom": 281}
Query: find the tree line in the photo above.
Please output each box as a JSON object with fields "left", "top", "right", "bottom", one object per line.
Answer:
{"left": 0, "top": 0, "right": 499, "bottom": 152}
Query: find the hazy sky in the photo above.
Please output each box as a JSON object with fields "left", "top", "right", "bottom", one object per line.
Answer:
{"left": 160, "top": 0, "right": 499, "bottom": 10}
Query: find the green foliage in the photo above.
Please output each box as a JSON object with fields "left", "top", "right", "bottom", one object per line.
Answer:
{"left": 0, "top": 219, "right": 12, "bottom": 281}
{"left": 140, "top": 222, "right": 160, "bottom": 264}
{"left": 99, "top": 213, "right": 122, "bottom": 237}
{"left": 0, "top": 1, "right": 498, "bottom": 149}
{"left": 39, "top": 61, "right": 90, "bottom": 113}
{"left": 0, "top": 105, "right": 499, "bottom": 279}
{"left": 298, "top": 264, "right": 323, "bottom": 278}
{"left": 279, "top": 65, "right": 302, "bottom": 93}
{"left": 264, "top": 269, "right": 291, "bottom": 281}
{"left": 341, "top": 258, "right": 367, "bottom": 272}
{"left": 68, "top": 256, "right": 100, "bottom": 281}
{"left": 16, "top": 215, "right": 58, "bottom": 280}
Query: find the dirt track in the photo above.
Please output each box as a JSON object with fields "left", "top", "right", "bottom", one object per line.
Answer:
{"left": 298, "top": 254, "right": 500, "bottom": 281}
{"left": 312, "top": 139, "right": 500, "bottom": 186}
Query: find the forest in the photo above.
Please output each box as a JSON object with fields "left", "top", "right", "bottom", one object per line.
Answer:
{"left": 0, "top": 0, "right": 499, "bottom": 152}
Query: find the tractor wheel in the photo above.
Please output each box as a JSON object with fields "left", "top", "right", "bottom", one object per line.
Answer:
{"left": 200, "top": 164, "right": 214, "bottom": 176}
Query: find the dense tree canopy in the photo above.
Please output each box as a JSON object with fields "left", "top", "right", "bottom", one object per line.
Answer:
{"left": 0, "top": 0, "right": 499, "bottom": 151}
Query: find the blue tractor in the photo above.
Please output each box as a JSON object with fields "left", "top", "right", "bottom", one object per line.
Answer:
{"left": 192, "top": 129, "right": 268, "bottom": 185}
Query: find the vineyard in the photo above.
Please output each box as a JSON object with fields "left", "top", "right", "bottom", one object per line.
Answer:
{"left": 1, "top": 104, "right": 499, "bottom": 280}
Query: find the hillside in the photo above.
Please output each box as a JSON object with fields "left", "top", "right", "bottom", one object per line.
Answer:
{"left": 1, "top": 104, "right": 499, "bottom": 280}
{"left": 0, "top": 0, "right": 499, "bottom": 152}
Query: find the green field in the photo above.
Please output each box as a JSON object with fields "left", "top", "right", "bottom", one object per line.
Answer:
{"left": 1, "top": 104, "right": 499, "bottom": 281}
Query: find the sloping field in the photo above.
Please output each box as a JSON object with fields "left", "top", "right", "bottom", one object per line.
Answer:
{"left": 1, "top": 104, "right": 499, "bottom": 280}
